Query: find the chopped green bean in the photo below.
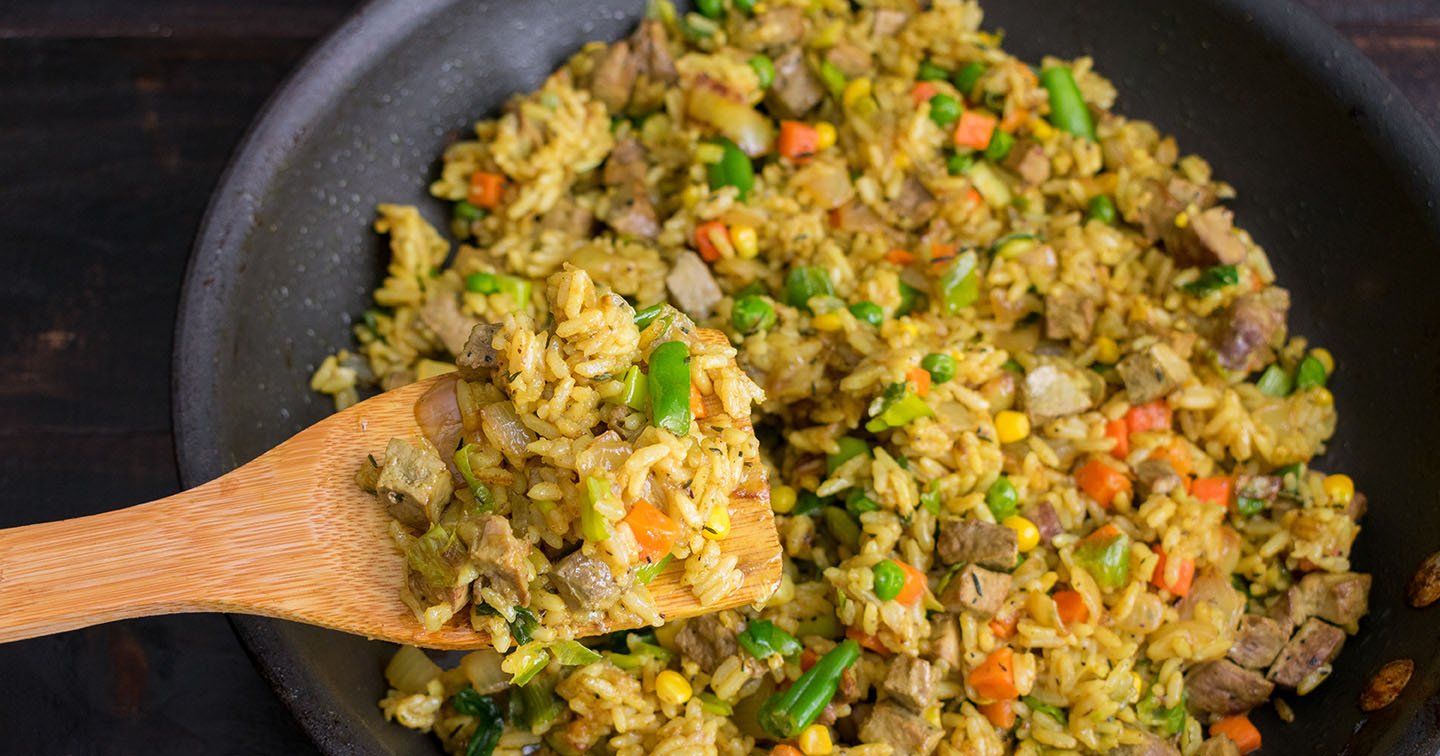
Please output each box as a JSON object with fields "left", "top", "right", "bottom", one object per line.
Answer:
{"left": 581, "top": 477, "right": 614, "bottom": 542}
{"left": 917, "top": 60, "right": 950, "bottom": 82}
{"left": 1256, "top": 364, "right": 1292, "bottom": 397}
{"left": 757, "top": 640, "right": 861, "bottom": 738}
{"left": 937, "top": 250, "right": 980, "bottom": 313}
{"left": 1039, "top": 66, "right": 1096, "bottom": 140}
{"left": 732, "top": 295, "right": 777, "bottom": 334}
{"left": 983, "top": 129, "right": 1015, "bottom": 161}
{"left": 647, "top": 341, "right": 692, "bottom": 437}
{"left": 953, "top": 62, "right": 987, "bottom": 96}
{"left": 737, "top": 620, "right": 802, "bottom": 660}
{"left": 1295, "top": 355, "right": 1328, "bottom": 390}
{"left": 707, "top": 137, "right": 755, "bottom": 199}
{"left": 749, "top": 54, "right": 775, "bottom": 89}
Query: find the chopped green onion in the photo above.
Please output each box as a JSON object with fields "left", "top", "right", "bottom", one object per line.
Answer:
{"left": 510, "top": 672, "right": 565, "bottom": 731}
{"left": 757, "top": 639, "right": 860, "bottom": 738}
{"left": 1236, "top": 496, "right": 1266, "bottom": 517}
{"left": 822, "top": 506, "right": 861, "bottom": 549}
{"left": 827, "top": 436, "right": 871, "bottom": 474}
{"left": 985, "top": 475, "right": 1018, "bottom": 520}
{"left": 849, "top": 300, "right": 884, "bottom": 326}
{"left": 1022, "top": 695, "right": 1068, "bottom": 726}
{"left": 614, "top": 365, "right": 650, "bottom": 410}
{"left": 917, "top": 59, "right": 950, "bottom": 82}
{"left": 454, "top": 444, "right": 495, "bottom": 513}
{"left": 732, "top": 295, "right": 777, "bottom": 334}
{"left": 983, "top": 129, "right": 1015, "bottom": 162}
{"left": 937, "top": 250, "right": 980, "bottom": 314}
{"left": 1181, "top": 265, "right": 1240, "bottom": 295}
{"left": 707, "top": 137, "right": 755, "bottom": 199}
{"left": 1295, "top": 355, "right": 1328, "bottom": 390}
{"left": 454, "top": 689, "right": 503, "bottom": 756}
{"left": 872, "top": 560, "right": 905, "bottom": 601}
{"left": 695, "top": 0, "right": 723, "bottom": 18}
{"left": 508, "top": 607, "right": 539, "bottom": 644}
{"left": 547, "top": 640, "right": 603, "bottom": 666}
{"left": 947, "top": 149, "right": 976, "bottom": 176}
{"left": 634, "top": 303, "right": 665, "bottom": 329}
{"left": 1002, "top": 358, "right": 1023, "bottom": 374}
{"left": 845, "top": 489, "right": 880, "bottom": 518}
{"left": 1256, "top": 364, "right": 1293, "bottom": 397}
{"left": 1086, "top": 195, "right": 1117, "bottom": 225}
{"left": 1074, "top": 527, "right": 1131, "bottom": 590}
{"left": 454, "top": 200, "right": 485, "bottom": 223}
{"left": 506, "top": 645, "right": 552, "bottom": 687}
{"left": 1039, "top": 66, "right": 1096, "bottom": 140}
{"left": 784, "top": 265, "right": 834, "bottom": 312}
{"left": 819, "top": 61, "right": 847, "bottom": 98}
{"left": 1136, "top": 688, "right": 1186, "bottom": 736}
{"left": 647, "top": 340, "right": 692, "bottom": 437}
{"left": 953, "top": 61, "right": 987, "bottom": 96}
{"left": 793, "top": 490, "right": 829, "bottom": 516}
{"left": 581, "top": 477, "right": 614, "bottom": 542}
{"left": 920, "top": 481, "right": 942, "bottom": 515}
{"left": 865, "top": 391, "right": 934, "bottom": 432}
{"left": 737, "top": 619, "right": 802, "bottom": 660}
{"left": 921, "top": 353, "right": 957, "bottom": 384}
{"left": 749, "top": 54, "right": 775, "bottom": 89}
{"left": 635, "top": 553, "right": 673, "bottom": 584}
{"left": 991, "top": 233, "right": 1037, "bottom": 259}
{"left": 697, "top": 692, "right": 733, "bottom": 715}
{"left": 406, "top": 524, "right": 463, "bottom": 588}
{"left": 928, "top": 94, "right": 961, "bottom": 127}
{"left": 466, "top": 272, "right": 499, "bottom": 294}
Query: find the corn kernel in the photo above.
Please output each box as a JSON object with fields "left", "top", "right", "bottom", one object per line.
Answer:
{"left": 1130, "top": 674, "right": 1145, "bottom": 703}
{"left": 1313, "top": 386, "right": 1334, "bottom": 407}
{"left": 1003, "top": 515, "right": 1041, "bottom": 552}
{"left": 893, "top": 151, "right": 911, "bottom": 170}
{"left": 681, "top": 184, "right": 703, "bottom": 209}
{"left": 814, "top": 122, "right": 838, "bottom": 151}
{"left": 995, "top": 410, "right": 1031, "bottom": 444}
{"left": 695, "top": 142, "right": 726, "bottom": 164}
{"left": 704, "top": 505, "right": 731, "bottom": 540}
{"left": 771, "top": 485, "right": 798, "bottom": 514}
{"left": 842, "top": 77, "right": 872, "bottom": 109}
{"left": 1094, "top": 336, "right": 1120, "bottom": 364}
{"left": 1174, "top": 211, "right": 1190, "bottom": 229}
{"left": 1311, "top": 348, "right": 1335, "bottom": 375}
{"left": 797, "top": 723, "right": 833, "bottom": 755}
{"left": 812, "top": 311, "right": 845, "bottom": 332}
{"left": 655, "top": 670, "right": 693, "bottom": 705}
{"left": 731, "top": 224, "right": 760, "bottom": 259}
{"left": 1323, "top": 474, "right": 1355, "bottom": 506}
{"left": 923, "top": 704, "right": 942, "bottom": 727}
{"left": 1028, "top": 117, "right": 1054, "bottom": 142}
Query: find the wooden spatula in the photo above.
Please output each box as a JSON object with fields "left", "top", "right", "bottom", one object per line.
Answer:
{"left": 0, "top": 329, "right": 781, "bottom": 650}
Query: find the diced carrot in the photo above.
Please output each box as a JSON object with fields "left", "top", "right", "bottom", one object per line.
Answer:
{"left": 1052, "top": 590, "right": 1089, "bottom": 625}
{"left": 800, "top": 648, "right": 818, "bottom": 671}
{"left": 964, "top": 188, "right": 983, "bottom": 206}
{"left": 827, "top": 208, "right": 842, "bottom": 229}
{"left": 772, "top": 746, "right": 804, "bottom": 756}
{"left": 694, "top": 220, "right": 728, "bottom": 262}
{"left": 893, "top": 560, "right": 927, "bottom": 605}
{"left": 977, "top": 698, "right": 1017, "bottom": 729}
{"left": 1191, "top": 476, "right": 1233, "bottom": 508}
{"left": 778, "top": 120, "right": 819, "bottom": 162}
{"left": 954, "top": 110, "right": 998, "bottom": 151}
{"left": 846, "top": 626, "right": 891, "bottom": 655}
{"left": 689, "top": 382, "right": 708, "bottom": 419}
{"left": 885, "top": 248, "right": 917, "bottom": 265}
{"left": 1151, "top": 441, "right": 1193, "bottom": 478}
{"left": 969, "top": 647, "right": 1019, "bottom": 700}
{"left": 468, "top": 170, "right": 505, "bottom": 209}
{"left": 1124, "top": 400, "right": 1172, "bottom": 435}
{"left": 907, "top": 367, "right": 932, "bottom": 398}
{"left": 1210, "top": 714, "right": 1262, "bottom": 754}
{"left": 988, "top": 611, "right": 1019, "bottom": 640}
{"left": 1150, "top": 549, "right": 1196, "bottom": 597}
{"left": 622, "top": 500, "right": 681, "bottom": 563}
{"left": 1081, "top": 523, "right": 1122, "bottom": 545}
{"left": 999, "top": 106, "right": 1028, "bottom": 134}
{"left": 929, "top": 242, "right": 958, "bottom": 270}
{"left": 911, "top": 81, "right": 941, "bottom": 106}
{"left": 1075, "top": 458, "right": 1132, "bottom": 509}
{"left": 1104, "top": 419, "right": 1130, "bottom": 458}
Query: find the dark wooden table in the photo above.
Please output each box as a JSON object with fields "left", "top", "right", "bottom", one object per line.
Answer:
{"left": 0, "top": 1, "right": 1435, "bottom": 753}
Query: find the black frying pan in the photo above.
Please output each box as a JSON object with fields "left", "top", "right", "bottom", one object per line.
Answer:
{"left": 173, "top": 0, "right": 1440, "bottom": 753}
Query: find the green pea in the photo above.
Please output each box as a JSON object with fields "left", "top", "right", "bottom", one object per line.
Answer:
{"left": 947, "top": 150, "right": 976, "bottom": 176}
{"left": 917, "top": 60, "right": 949, "bottom": 82}
{"left": 953, "top": 62, "right": 987, "bottom": 96}
{"left": 731, "top": 295, "right": 776, "bottom": 334}
{"left": 733, "top": 0, "right": 756, "bottom": 13}
{"left": 928, "top": 94, "right": 961, "bottom": 127}
{"left": 1295, "top": 355, "right": 1328, "bottom": 390}
{"left": 921, "top": 353, "right": 957, "bottom": 384}
{"left": 848, "top": 301, "right": 884, "bottom": 326}
{"left": 695, "top": 0, "right": 724, "bottom": 19}
{"left": 465, "top": 272, "right": 499, "bottom": 294}
{"left": 983, "top": 129, "right": 1015, "bottom": 162}
{"left": 1086, "top": 195, "right": 1117, "bottom": 225}
{"left": 454, "top": 200, "right": 484, "bottom": 222}
{"left": 819, "top": 61, "right": 847, "bottom": 98}
{"left": 784, "top": 265, "right": 834, "bottom": 312}
{"left": 749, "top": 55, "right": 776, "bottom": 89}
{"left": 872, "top": 560, "right": 905, "bottom": 601}
{"left": 985, "top": 475, "right": 1018, "bottom": 520}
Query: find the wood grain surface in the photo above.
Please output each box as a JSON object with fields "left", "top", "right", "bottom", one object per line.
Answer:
{"left": 0, "top": 0, "right": 1434, "bottom": 752}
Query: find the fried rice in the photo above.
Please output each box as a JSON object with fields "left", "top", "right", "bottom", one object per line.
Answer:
{"left": 312, "top": 1, "right": 1370, "bottom": 753}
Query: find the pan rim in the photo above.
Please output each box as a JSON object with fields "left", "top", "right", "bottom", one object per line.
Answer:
{"left": 171, "top": 0, "right": 1440, "bottom": 752}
